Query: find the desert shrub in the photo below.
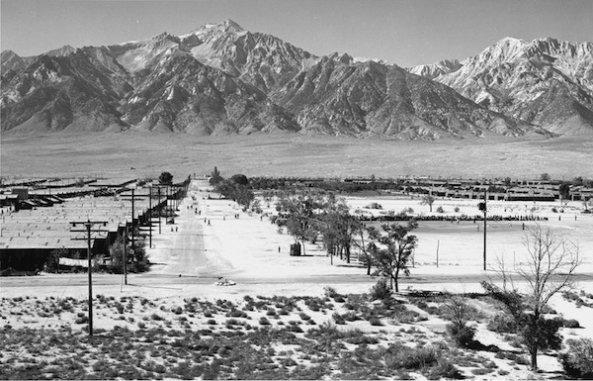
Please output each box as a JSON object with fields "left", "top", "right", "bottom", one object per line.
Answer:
{"left": 487, "top": 312, "right": 517, "bottom": 333}
{"left": 560, "top": 338, "right": 593, "bottom": 378}
{"left": 447, "top": 324, "right": 476, "bottom": 348}
{"left": 454, "top": 207, "right": 460, "bottom": 213}
{"left": 288, "top": 324, "right": 303, "bottom": 333}
{"left": 228, "top": 309, "right": 247, "bottom": 318}
{"left": 370, "top": 279, "right": 392, "bottom": 301}
{"left": 556, "top": 317, "right": 580, "bottom": 328}
{"left": 341, "top": 311, "right": 359, "bottom": 321}
{"left": 114, "top": 302, "right": 124, "bottom": 315}
{"left": 471, "top": 368, "right": 492, "bottom": 375}
{"left": 259, "top": 317, "right": 271, "bottom": 326}
{"left": 386, "top": 345, "right": 438, "bottom": 369}
{"left": 428, "top": 359, "right": 464, "bottom": 379}
{"left": 389, "top": 303, "right": 422, "bottom": 324}
{"left": 366, "top": 202, "right": 383, "bottom": 210}
{"left": 436, "top": 206, "right": 445, "bottom": 213}
{"left": 369, "top": 316, "right": 383, "bottom": 326}
{"left": 442, "top": 298, "right": 478, "bottom": 348}
{"left": 324, "top": 286, "right": 338, "bottom": 298}
{"left": 332, "top": 312, "right": 345, "bottom": 325}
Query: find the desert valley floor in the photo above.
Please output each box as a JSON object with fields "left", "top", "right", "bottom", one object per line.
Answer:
{"left": 2, "top": 132, "right": 593, "bottom": 179}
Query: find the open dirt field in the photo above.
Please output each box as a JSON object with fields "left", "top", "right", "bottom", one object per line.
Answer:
{"left": 2, "top": 132, "right": 593, "bottom": 179}
{"left": 345, "top": 196, "right": 593, "bottom": 274}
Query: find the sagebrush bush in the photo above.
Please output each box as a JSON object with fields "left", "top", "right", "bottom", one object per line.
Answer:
{"left": 560, "top": 338, "right": 593, "bottom": 378}
{"left": 427, "top": 359, "right": 464, "bottom": 379}
{"left": 447, "top": 323, "right": 476, "bottom": 348}
{"left": 370, "top": 279, "right": 392, "bottom": 301}
{"left": 385, "top": 345, "right": 438, "bottom": 369}
{"left": 487, "top": 312, "right": 517, "bottom": 333}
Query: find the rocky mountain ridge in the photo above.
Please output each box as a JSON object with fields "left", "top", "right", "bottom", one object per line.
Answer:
{"left": 2, "top": 20, "right": 590, "bottom": 138}
{"left": 410, "top": 37, "right": 593, "bottom": 135}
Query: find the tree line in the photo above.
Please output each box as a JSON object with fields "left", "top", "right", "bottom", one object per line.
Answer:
{"left": 209, "top": 167, "right": 255, "bottom": 209}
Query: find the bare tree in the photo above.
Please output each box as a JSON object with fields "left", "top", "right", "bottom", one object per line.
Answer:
{"left": 421, "top": 194, "right": 435, "bottom": 213}
{"left": 482, "top": 225, "right": 580, "bottom": 370}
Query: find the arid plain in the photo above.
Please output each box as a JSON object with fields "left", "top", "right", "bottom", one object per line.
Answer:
{"left": 2, "top": 132, "right": 593, "bottom": 179}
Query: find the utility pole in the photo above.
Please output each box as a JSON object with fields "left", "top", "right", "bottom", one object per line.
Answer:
{"left": 121, "top": 188, "right": 137, "bottom": 259}
{"left": 131, "top": 189, "right": 135, "bottom": 251}
{"left": 70, "top": 219, "right": 108, "bottom": 337}
{"left": 483, "top": 190, "right": 487, "bottom": 271}
{"left": 158, "top": 187, "right": 162, "bottom": 234}
{"left": 148, "top": 186, "right": 152, "bottom": 248}
{"left": 152, "top": 185, "right": 170, "bottom": 233}
{"left": 436, "top": 240, "right": 440, "bottom": 268}
{"left": 478, "top": 189, "right": 488, "bottom": 271}
{"left": 123, "top": 225, "right": 128, "bottom": 285}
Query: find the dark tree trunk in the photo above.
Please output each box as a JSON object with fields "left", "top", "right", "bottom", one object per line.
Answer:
{"left": 345, "top": 245, "right": 351, "bottom": 264}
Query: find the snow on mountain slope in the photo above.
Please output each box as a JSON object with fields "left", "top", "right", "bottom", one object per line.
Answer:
{"left": 408, "top": 59, "right": 462, "bottom": 79}
{"left": 414, "top": 37, "right": 593, "bottom": 135}
{"left": 3, "top": 21, "right": 588, "bottom": 139}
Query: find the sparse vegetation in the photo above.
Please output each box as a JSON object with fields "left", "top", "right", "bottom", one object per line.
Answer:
{"left": 560, "top": 338, "right": 593, "bottom": 378}
{"left": 482, "top": 226, "right": 581, "bottom": 370}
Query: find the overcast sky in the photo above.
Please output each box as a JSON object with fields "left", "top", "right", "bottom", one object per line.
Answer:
{"left": 2, "top": 0, "right": 592, "bottom": 67}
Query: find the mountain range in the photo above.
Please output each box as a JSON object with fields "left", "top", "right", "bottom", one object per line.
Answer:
{"left": 1, "top": 19, "right": 592, "bottom": 139}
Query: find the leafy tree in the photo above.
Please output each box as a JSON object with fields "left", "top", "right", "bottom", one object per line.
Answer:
{"left": 357, "top": 225, "right": 373, "bottom": 275}
{"left": 230, "top": 174, "right": 249, "bottom": 186}
{"left": 573, "top": 176, "right": 584, "bottom": 186}
{"left": 45, "top": 248, "right": 67, "bottom": 273}
{"left": 277, "top": 193, "right": 323, "bottom": 256}
{"left": 209, "top": 167, "right": 223, "bottom": 186}
{"left": 316, "top": 195, "right": 362, "bottom": 264}
{"left": 109, "top": 236, "right": 126, "bottom": 273}
{"left": 558, "top": 182, "right": 571, "bottom": 200}
{"left": 250, "top": 199, "right": 262, "bottom": 214}
{"left": 158, "top": 171, "right": 173, "bottom": 185}
{"left": 421, "top": 194, "right": 436, "bottom": 212}
{"left": 233, "top": 185, "right": 255, "bottom": 209}
{"left": 540, "top": 173, "right": 551, "bottom": 181}
{"left": 366, "top": 220, "right": 418, "bottom": 292}
{"left": 215, "top": 179, "right": 254, "bottom": 209}
{"left": 482, "top": 226, "right": 580, "bottom": 370}
{"left": 109, "top": 235, "right": 149, "bottom": 273}
{"left": 130, "top": 237, "right": 149, "bottom": 272}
